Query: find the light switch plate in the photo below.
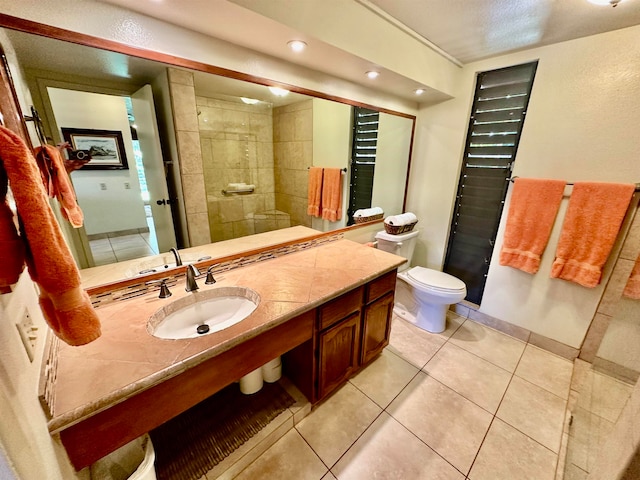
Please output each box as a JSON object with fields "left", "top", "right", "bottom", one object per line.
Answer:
{"left": 15, "top": 309, "right": 37, "bottom": 362}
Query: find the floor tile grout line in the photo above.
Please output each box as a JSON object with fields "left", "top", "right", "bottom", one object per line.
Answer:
{"left": 380, "top": 406, "right": 469, "bottom": 478}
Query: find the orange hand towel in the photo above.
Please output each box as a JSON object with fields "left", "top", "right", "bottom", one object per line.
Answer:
{"left": 34, "top": 145, "right": 84, "bottom": 227}
{"left": 307, "top": 167, "right": 323, "bottom": 217}
{"left": 499, "top": 178, "right": 566, "bottom": 274}
{"left": 321, "top": 167, "right": 343, "bottom": 222}
{"left": 623, "top": 254, "right": 640, "bottom": 300}
{"left": 0, "top": 126, "right": 101, "bottom": 346}
{"left": 551, "top": 182, "right": 636, "bottom": 288}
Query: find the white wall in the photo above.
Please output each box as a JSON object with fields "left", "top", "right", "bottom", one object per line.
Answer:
{"left": 48, "top": 88, "right": 148, "bottom": 235}
{"left": 311, "top": 99, "right": 351, "bottom": 231}
{"left": 0, "top": 276, "right": 83, "bottom": 479}
{"left": 409, "top": 25, "right": 640, "bottom": 348}
{"left": 372, "top": 113, "right": 413, "bottom": 217}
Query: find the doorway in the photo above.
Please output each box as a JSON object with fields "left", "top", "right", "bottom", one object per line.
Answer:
{"left": 47, "top": 86, "right": 176, "bottom": 266}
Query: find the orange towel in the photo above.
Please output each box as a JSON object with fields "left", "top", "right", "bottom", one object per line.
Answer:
{"left": 623, "top": 254, "right": 640, "bottom": 299}
{"left": 499, "top": 178, "right": 566, "bottom": 274}
{"left": 307, "top": 167, "right": 323, "bottom": 217}
{"left": 34, "top": 145, "right": 84, "bottom": 227}
{"left": 0, "top": 126, "right": 101, "bottom": 346}
{"left": 551, "top": 182, "right": 636, "bottom": 288}
{"left": 321, "top": 167, "right": 343, "bottom": 222}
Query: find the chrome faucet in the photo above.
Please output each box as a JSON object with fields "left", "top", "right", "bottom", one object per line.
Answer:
{"left": 185, "top": 264, "right": 201, "bottom": 292}
{"left": 170, "top": 247, "right": 183, "bottom": 266}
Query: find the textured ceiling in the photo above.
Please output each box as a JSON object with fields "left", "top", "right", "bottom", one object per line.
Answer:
{"left": 366, "top": 0, "right": 640, "bottom": 63}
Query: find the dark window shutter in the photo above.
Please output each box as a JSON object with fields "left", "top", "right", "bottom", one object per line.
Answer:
{"left": 348, "top": 107, "right": 380, "bottom": 224}
{"left": 444, "top": 61, "right": 538, "bottom": 305}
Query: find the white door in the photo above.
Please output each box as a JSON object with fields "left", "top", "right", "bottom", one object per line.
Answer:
{"left": 131, "top": 84, "right": 177, "bottom": 253}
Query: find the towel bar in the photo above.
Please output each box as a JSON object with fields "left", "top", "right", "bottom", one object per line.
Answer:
{"left": 509, "top": 176, "right": 640, "bottom": 192}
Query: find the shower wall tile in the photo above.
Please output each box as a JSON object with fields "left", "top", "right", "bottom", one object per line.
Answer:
{"left": 176, "top": 131, "right": 204, "bottom": 175}
{"left": 219, "top": 198, "right": 245, "bottom": 223}
{"left": 168, "top": 68, "right": 194, "bottom": 86}
{"left": 578, "top": 313, "right": 612, "bottom": 363}
{"left": 171, "top": 84, "right": 199, "bottom": 132}
{"left": 620, "top": 206, "right": 640, "bottom": 260}
{"left": 233, "top": 220, "right": 256, "bottom": 238}
{"left": 187, "top": 212, "right": 211, "bottom": 245}
{"left": 242, "top": 195, "right": 266, "bottom": 216}
{"left": 598, "top": 258, "right": 635, "bottom": 316}
{"left": 181, "top": 175, "right": 207, "bottom": 216}
{"left": 258, "top": 168, "right": 275, "bottom": 193}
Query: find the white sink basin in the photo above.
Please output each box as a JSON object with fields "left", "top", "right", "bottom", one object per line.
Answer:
{"left": 125, "top": 253, "right": 211, "bottom": 278}
{"left": 148, "top": 287, "right": 260, "bottom": 339}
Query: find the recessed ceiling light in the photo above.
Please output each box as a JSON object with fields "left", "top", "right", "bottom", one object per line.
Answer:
{"left": 287, "top": 40, "right": 307, "bottom": 52}
{"left": 268, "top": 86, "right": 289, "bottom": 97}
{"left": 415, "top": 88, "right": 425, "bottom": 95}
{"left": 241, "top": 97, "right": 260, "bottom": 104}
{"left": 366, "top": 71, "right": 380, "bottom": 79}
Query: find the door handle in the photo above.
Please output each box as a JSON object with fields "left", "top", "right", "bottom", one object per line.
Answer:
{"left": 156, "top": 198, "right": 174, "bottom": 205}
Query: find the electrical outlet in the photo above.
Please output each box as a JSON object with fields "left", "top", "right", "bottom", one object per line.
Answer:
{"left": 124, "top": 182, "right": 131, "bottom": 189}
{"left": 16, "top": 309, "right": 38, "bottom": 362}
{"left": 100, "top": 183, "right": 107, "bottom": 190}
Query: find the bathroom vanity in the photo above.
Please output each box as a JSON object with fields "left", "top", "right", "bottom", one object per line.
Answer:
{"left": 42, "top": 237, "right": 403, "bottom": 470}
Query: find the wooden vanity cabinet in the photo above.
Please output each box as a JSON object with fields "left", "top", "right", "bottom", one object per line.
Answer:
{"left": 285, "top": 269, "right": 397, "bottom": 403}
{"left": 360, "top": 271, "right": 396, "bottom": 365}
{"left": 316, "top": 287, "right": 363, "bottom": 399}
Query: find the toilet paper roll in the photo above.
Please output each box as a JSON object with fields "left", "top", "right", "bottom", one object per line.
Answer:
{"left": 239, "top": 367, "right": 263, "bottom": 394}
{"left": 261, "top": 357, "right": 282, "bottom": 383}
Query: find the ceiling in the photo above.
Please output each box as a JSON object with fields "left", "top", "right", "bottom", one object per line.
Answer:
{"left": 366, "top": 0, "right": 640, "bottom": 64}
{"left": 95, "top": 0, "right": 640, "bottom": 103}
{"left": 7, "top": 0, "right": 640, "bottom": 106}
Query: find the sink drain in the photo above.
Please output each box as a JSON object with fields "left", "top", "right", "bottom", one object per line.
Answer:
{"left": 196, "top": 324, "right": 210, "bottom": 335}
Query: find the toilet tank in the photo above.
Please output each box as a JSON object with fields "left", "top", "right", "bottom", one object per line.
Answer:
{"left": 375, "top": 230, "right": 419, "bottom": 271}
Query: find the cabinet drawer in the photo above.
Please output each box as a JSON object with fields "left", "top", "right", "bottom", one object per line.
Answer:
{"left": 319, "top": 287, "right": 363, "bottom": 331}
{"left": 365, "top": 270, "right": 397, "bottom": 303}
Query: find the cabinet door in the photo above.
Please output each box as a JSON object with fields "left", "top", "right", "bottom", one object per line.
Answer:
{"left": 317, "top": 312, "right": 360, "bottom": 400}
{"left": 361, "top": 292, "right": 394, "bottom": 365}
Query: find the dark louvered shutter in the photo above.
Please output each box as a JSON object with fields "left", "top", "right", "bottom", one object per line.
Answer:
{"left": 347, "top": 107, "right": 380, "bottom": 224}
{"left": 444, "top": 61, "right": 538, "bottom": 305}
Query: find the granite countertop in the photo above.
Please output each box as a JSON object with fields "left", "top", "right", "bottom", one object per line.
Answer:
{"left": 48, "top": 239, "right": 404, "bottom": 433}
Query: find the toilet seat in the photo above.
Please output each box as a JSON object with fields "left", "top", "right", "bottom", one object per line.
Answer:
{"left": 406, "top": 267, "right": 466, "bottom": 293}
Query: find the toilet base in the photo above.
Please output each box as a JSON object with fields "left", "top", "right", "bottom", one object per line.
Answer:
{"left": 416, "top": 302, "right": 448, "bottom": 334}
{"left": 393, "top": 301, "right": 447, "bottom": 334}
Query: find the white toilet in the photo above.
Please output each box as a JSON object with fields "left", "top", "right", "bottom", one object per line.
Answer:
{"left": 375, "top": 230, "right": 467, "bottom": 333}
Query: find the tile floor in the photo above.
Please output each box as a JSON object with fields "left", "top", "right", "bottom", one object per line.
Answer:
{"left": 209, "top": 311, "right": 575, "bottom": 479}
{"left": 90, "top": 215, "right": 158, "bottom": 266}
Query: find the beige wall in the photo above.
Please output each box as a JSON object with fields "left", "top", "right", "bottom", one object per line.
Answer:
{"left": 409, "top": 24, "right": 640, "bottom": 348}
{"left": 311, "top": 99, "right": 351, "bottom": 231}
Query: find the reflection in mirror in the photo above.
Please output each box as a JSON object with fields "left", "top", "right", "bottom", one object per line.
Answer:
{"left": 1, "top": 26, "right": 414, "bottom": 276}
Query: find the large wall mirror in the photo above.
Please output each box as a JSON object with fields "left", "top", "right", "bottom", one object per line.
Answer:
{"left": 0, "top": 22, "right": 415, "bottom": 281}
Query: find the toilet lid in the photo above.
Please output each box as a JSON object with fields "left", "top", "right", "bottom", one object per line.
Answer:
{"left": 407, "top": 267, "right": 466, "bottom": 292}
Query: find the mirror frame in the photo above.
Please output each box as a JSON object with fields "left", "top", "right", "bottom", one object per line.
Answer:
{"left": 0, "top": 12, "right": 416, "bottom": 290}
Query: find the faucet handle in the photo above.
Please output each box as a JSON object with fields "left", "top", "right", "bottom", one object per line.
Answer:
{"left": 205, "top": 265, "right": 217, "bottom": 285}
{"left": 159, "top": 279, "right": 172, "bottom": 298}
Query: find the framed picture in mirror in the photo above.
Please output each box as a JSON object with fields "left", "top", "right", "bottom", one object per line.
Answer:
{"left": 61, "top": 128, "right": 129, "bottom": 170}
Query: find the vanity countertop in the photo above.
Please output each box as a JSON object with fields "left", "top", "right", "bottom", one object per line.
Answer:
{"left": 48, "top": 238, "right": 404, "bottom": 433}
{"left": 79, "top": 226, "right": 322, "bottom": 288}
